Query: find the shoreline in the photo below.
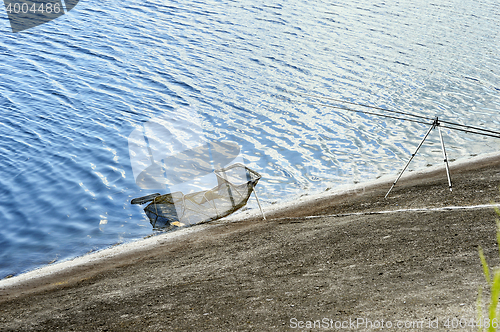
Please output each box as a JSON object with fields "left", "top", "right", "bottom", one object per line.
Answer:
{"left": 1, "top": 151, "right": 499, "bottom": 291}
{"left": 229, "top": 150, "right": 500, "bottom": 221}
{"left": 2, "top": 151, "right": 500, "bottom": 331}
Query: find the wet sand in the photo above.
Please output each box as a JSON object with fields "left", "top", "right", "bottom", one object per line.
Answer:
{"left": 1, "top": 153, "right": 500, "bottom": 331}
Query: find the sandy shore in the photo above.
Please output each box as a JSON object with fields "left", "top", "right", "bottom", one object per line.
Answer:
{"left": 1, "top": 153, "right": 500, "bottom": 331}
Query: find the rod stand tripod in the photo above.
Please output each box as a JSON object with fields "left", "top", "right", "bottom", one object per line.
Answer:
{"left": 385, "top": 117, "right": 452, "bottom": 198}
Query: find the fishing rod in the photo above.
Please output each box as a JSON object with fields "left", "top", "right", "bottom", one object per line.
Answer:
{"left": 284, "top": 91, "right": 500, "bottom": 197}
{"left": 305, "top": 101, "right": 435, "bottom": 126}
{"left": 438, "top": 124, "right": 500, "bottom": 139}
{"left": 286, "top": 99, "right": 500, "bottom": 139}
{"left": 293, "top": 91, "right": 434, "bottom": 122}
{"left": 290, "top": 91, "right": 500, "bottom": 138}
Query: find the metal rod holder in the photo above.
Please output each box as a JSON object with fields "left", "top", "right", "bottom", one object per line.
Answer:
{"left": 437, "top": 121, "right": 452, "bottom": 192}
{"left": 385, "top": 117, "right": 453, "bottom": 198}
{"left": 252, "top": 185, "right": 266, "bottom": 220}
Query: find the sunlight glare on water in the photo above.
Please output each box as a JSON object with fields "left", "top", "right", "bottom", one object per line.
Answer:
{"left": 0, "top": 0, "right": 499, "bottom": 277}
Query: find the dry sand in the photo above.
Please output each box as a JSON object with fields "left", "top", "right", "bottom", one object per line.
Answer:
{"left": 1, "top": 153, "right": 500, "bottom": 331}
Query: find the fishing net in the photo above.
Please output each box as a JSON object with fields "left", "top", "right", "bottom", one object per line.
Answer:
{"left": 131, "top": 163, "right": 264, "bottom": 229}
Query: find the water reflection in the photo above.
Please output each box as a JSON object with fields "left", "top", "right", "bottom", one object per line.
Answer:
{"left": 0, "top": 0, "right": 498, "bottom": 278}
{"left": 129, "top": 108, "right": 263, "bottom": 229}
{"left": 132, "top": 163, "right": 262, "bottom": 230}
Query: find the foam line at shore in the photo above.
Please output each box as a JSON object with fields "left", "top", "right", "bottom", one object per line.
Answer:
{"left": 0, "top": 223, "right": 214, "bottom": 289}
{"left": 1, "top": 151, "right": 499, "bottom": 289}
{"left": 225, "top": 150, "right": 500, "bottom": 222}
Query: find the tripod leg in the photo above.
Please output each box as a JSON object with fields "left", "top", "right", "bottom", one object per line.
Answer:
{"left": 385, "top": 122, "right": 435, "bottom": 198}
{"left": 437, "top": 124, "right": 452, "bottom": 192}
{"left": 252, "top": 185, "right": 266, "bottom": 220}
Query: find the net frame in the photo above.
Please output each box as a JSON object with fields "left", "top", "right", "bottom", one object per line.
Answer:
{"left": 132, "top": 163, "right": 262, "bottom": 229}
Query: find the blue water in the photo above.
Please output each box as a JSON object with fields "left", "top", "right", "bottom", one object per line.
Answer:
{"left": 0, "top": 0, "right": 499, "bottom": 278}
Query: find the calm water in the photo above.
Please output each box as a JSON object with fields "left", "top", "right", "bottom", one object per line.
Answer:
{"left": 0, "top": 0, "right": 499, "bottom": 278}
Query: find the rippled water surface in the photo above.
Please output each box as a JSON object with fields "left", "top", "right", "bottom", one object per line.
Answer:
{"left": 1, "top": 0, "right": 499, "bottom": 277}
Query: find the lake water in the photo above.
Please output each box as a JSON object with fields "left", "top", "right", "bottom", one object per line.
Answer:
{"left": 0, "top": 0, "right": 499, "bottom": 278}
